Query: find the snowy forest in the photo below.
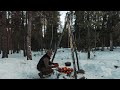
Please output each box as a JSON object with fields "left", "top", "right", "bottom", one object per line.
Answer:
{"left": 0, "top": 11, "right": 120, "bottom": 79}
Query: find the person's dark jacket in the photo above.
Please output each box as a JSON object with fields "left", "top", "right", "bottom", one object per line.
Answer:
{"left": 37, "top": 54, "right": 53, "bottom": 71}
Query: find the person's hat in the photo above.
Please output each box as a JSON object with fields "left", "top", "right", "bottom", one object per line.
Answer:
{"left": 47, "top": 50, "right": 52, "bottom": 54}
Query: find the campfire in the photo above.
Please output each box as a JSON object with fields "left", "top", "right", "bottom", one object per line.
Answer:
{"left": 58, "top": 67, "right": 73, "bottom": 75}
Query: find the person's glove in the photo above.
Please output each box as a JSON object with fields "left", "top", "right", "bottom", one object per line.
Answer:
{"left": 53, "top": 63, "right": 59, "bottom": 67}
{"left": 52, "top": 65, "right": 57, "bottom": 68}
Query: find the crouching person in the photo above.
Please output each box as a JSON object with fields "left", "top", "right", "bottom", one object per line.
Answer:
{"left": 37, "top": 50, "right": 59, "bottom": 77}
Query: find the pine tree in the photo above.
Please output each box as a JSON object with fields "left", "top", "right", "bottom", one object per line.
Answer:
{"left": 1, "top": 11, "right": 8, "bottom": 58}
{"left": 26, "top": 11, "right": 32, "bottom": 60}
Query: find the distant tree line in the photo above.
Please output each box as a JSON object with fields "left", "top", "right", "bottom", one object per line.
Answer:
{"left": 0, "top": 11, "right": 120, "bottom": 59}
{"left": 74, "top": 11, "right": 120, "bottom": 58}
{"left": 0, "top": 11, "right": 60, "bottom": 59}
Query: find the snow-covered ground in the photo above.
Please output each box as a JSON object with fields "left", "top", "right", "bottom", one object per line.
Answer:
{"left": 0, "top": 47, "right": 120, "bottom": 79}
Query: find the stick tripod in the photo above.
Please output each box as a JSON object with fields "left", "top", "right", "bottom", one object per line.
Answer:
{"left": 51, "top": 11, "right": 80, "bottom": 79}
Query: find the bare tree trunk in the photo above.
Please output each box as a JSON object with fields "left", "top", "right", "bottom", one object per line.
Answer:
{"left": 0, "top": 34, "right": 1, "bottom": 54}
{"left": 87, "top": 13, "right": 90, "bottom": 59}
{"left": 78, "top": 26, "right": 80, "bottom": 51}
{"left": 0, "top": 38, "right": 1, "bottom": 54}
{"left": 23, "top": 11, "right": 26, "bottom": 57}
{"left": 26, "top": 11, "right": 32, "bottom": 60}
{"left": 110, "top": 33, "right": 113, "bottom": 51}
{"left": 8, "top": 11, "right": 13, "bottom": 54}
{"left": 0, "top": 11, "right": 1, "bottom": 54}
{"left": 43, "top": 14, "right": 46, "bottom": 50}
{"left": 68, "top": 28, "right": 70, "bottom": 48}
{"left": 87, "top": 26, "right": 90, "bottom": 59}
{"left": 40, "top": 32, "right": 43, "bottom": 55}
{"left": 10, "top": 28, "right": 13, "bottom": 54}
{"left": 7, "top": 28, "right": 9, "bottom": 54}
{"left": 50, "top": 24, "right": 53, "bottom": 49}
{"left": 1, "top": 11, "right": 8, "bottom": 58}
{"left": 40, "top": 15, "right": 43, "bottom": 55}
{"left": 7, "top": 11, "right": 10, "bottom": 54}
{"left": 23, "top": 36, "right": 27, "bottom": 56}
{"left": 41, "top": 29, "right": 43, "bottom": 55}
{"left": 94, "top": 28, "right": 96, "bottom": 50}
{"left": 101, "top": 36, "right": 104, "bottom": 51}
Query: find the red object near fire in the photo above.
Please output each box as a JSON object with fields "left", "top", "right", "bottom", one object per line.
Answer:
{"left": 58, "top": 67, "right": 73, "bottom": 74}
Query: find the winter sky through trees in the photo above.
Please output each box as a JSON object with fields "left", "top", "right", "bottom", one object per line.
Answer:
{"left": 60, "top": 11, "right": 68, "bottom": 26}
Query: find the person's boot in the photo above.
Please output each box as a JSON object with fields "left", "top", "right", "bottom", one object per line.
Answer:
{"left": 38, "top": 72, "right": 44, "bottom": 78}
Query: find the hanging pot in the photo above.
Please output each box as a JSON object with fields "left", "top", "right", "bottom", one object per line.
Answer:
{"left": 65, "top": 62, "right": 71, "bottom": 66}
